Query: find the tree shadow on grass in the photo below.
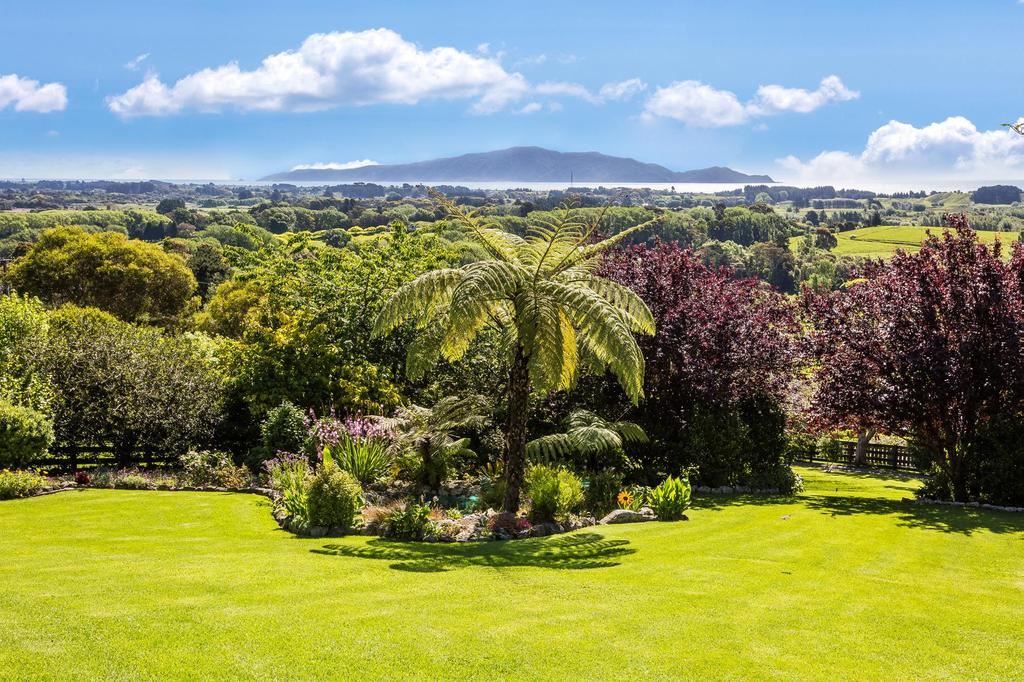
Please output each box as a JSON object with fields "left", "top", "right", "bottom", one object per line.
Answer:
{"left": 801, "top": 495, "right": 1024, "bottom": 536}
{"left": 311, "top": 532, "right": 636, "bottom": 572}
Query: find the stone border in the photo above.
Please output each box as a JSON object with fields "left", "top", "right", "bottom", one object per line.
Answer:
{"left": 905, "top": 497, "right": 1024, "bottom": 513}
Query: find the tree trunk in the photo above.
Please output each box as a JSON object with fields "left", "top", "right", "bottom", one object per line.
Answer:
{"left": 853, "top": 427, "right": 876, "bottom": 467}
{"left": 501, "top": 347, "right": 531, "bottom": 514}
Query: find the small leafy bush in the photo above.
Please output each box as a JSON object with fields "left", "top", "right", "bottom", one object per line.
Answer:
{"left": 526, "top": 464, "right": 584, "bottom": 523}
{"left": 113, "top": 472, "right": 153, "bottom": 490}
{"left": 260, "top": 401, "right": 308, "bottom": 455}
{"left": 0, "top": 469, "right": 48, "bottom": 500}
{"left": 325, "top": 435, "right": 392, "bottom": 485}
{"left": 0, "top": 401, "right": 54, "bottom": 469}
{"left": 585, "top": 471, "right": 623, "bottom": 517}
{"left": 180, "top": 450, "right": 252, "bottom": 488}
{"left": 380, "top": 502, "right": 432, "bottom": 540}
{"left": 74, "top": 470, "right": 91, "bottom": 486}
{"left": 648, "top": 476, "right": 691, "bottom": 520}
{"left": 264, "top": 454, "right": 312, "bottom": 523}
{"left": 306, "top": 465, "right": 362, "bottom": 529}
{"left": 747, "top": 463, "right": 804, "bottom": 494}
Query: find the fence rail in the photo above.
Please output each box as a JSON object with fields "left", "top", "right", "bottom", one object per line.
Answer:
{"left": 801, "top": 441, "right": 921, "bottom": 471}
{"left": 32, "top": 446, "right": 176, "bottom": 474}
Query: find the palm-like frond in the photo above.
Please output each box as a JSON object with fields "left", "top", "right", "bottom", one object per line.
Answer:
{"left": 376, "top": 190, "right": 657, "bottom": 403}
{"left": 527, "top": 410, "right": 647, "bottom": 464}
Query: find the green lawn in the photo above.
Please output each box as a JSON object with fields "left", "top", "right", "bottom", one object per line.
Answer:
{"left": 1, "top": 467, "right": 1022, "bottom": 680}
{"left": 792, "top": 225, "right": 1016, "bottom": 258}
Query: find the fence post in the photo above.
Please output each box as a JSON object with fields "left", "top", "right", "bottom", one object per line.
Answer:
{"left": 69, "top": 447, "right": 78, "bottom": 474}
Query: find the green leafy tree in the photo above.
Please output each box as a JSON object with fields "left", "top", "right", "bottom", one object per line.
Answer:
{"left": 8, "top": 227, "right": 196, "bottom": 325}
{"left": 374, "top": 193, "right": 659, "bottom": 512}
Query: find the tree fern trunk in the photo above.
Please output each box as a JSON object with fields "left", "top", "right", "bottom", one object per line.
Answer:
{"left": 502, "top": 347, "right": 530, "bottom": 514}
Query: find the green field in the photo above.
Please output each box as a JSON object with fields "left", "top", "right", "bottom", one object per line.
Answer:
{"left": 793, "top": 225, "right": 1017, "bottom": 258}
{"left": 1, "top": 467, "right": 1022, "bottom": 680}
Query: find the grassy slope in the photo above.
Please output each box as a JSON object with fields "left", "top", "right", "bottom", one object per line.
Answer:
{"left": 1, "top": 468, "right": 1022, "bottom": 680}
{"left": 791, "top": 225, "right": 1014, "bottom": 258}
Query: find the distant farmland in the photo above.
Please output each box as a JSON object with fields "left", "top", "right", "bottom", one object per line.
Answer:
{"left": 792, "top": 225, "right": 1017, "bottom": 258}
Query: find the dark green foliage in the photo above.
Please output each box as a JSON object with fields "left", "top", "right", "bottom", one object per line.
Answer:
{"left": 0, "top": 401, "right": 54, "bottom": 468}
{"left": 45, "top": 306, "right": 224, "bottom": 459}
{"left": 306, "top": 465, "right": 362, "bottom": 529}
{"left": 584, "top": 470, "right": 623, "bottom": 517}
{"left": 259, "top": 401, "right": 308, "bottom": 455}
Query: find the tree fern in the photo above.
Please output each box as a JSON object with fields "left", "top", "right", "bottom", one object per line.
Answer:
{"left": 373, "top": 191, "right": 660, "bottom": 511}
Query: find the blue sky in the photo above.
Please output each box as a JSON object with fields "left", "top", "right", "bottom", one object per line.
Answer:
{"left": 1, "top": 0, "right": 1023, "bottom": 184}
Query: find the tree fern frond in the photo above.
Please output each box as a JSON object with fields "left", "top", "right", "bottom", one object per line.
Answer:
{"left": 430, "top": 188, "right": 524, "bottom": 262}
{"left": 372, "top": 268, "right": 461, "bottom": 337}
{"left": 565, "top": 274, "right": 656, "bottom": 335}
{"left": 553, "top": 214, "right": 665, "bottom": 275}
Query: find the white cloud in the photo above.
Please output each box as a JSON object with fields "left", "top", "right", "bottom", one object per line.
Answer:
{"left": 512, "top": 53, "right": 548, "bottom": 68}
{"left": 124, "top": 53, "right": 150, "bottom": 71}
{"left": 777, "top": 116, "right": 1024, "bottom": 184}
{"left": 107, "top": 28, "right": 530, "bottom": 116}
{"left": 0, "top": 74, "right": 68, "bottom": 113}
{"left": 750, "top": 75, "right": 858, "bottom": 115}
{"left": 598, "top": 78, "right": 647, "bottom": 101}
{"left": 290, "top": 159, "right": 378, "bottom": 171}
{"left": 535, "top": 78, "right": 647, "bottom": 105}
{"left": 518, "top": 102, "right": 543, "bottom": 114}
{"left": 643, "top": 80, "right": 749, "bottom": 126}
{"left": 643, "top": 75, "right": 857, "bottom": 127}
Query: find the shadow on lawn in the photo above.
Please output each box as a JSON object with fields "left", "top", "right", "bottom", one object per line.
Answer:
{"left": 693, "top": 491, "right": 1024, "bottom": 536}
{"left": 802, "top": 495, "right": 1024, "bottom": 536}
{"left": 311, "top": 532, "right": 635, "bottom": 572}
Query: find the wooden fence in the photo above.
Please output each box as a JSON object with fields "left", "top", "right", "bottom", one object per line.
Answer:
{"left": 32, "top": 446, "right": 176, "bottom": 474}
{"left": 801, "top": 441, "right": 922, "bottom": 471}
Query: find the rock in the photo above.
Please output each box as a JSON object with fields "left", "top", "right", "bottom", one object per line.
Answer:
{"left": 310, "top": 526, "right": 328, "bottom": 538}
{"left": 599, "top": 509, "right": 655, "bottom": 525}
{"left": 530, "top": 522, "right": 561, "bottom": 537}
{"left": 327, "top": 526, "right": 348, "bottom": 537}
{"left": 638, "top": 506, "right": 655, "bottom": 518}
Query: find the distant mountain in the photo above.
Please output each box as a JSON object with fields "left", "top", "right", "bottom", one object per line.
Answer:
{"left": 261, "top": 146, "right": 774, "bottom": 184}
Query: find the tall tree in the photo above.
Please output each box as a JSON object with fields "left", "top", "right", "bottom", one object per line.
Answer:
{"left": 804, "top": 215, "right": 1024, "bottom": 501}
{"left": 374, "top": 192, "right": 659, "bottom": 512}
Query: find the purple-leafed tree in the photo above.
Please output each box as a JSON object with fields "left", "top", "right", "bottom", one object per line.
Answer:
{"left": 601, "top": 241, "right": 798, "bottom": 482}
{"left": 803, "top": 215, "right": 1024, "bottom": 501}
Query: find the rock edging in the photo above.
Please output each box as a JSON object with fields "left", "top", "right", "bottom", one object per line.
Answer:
{"left": 905, "top": 497, "right": 1024, "bottom": 513}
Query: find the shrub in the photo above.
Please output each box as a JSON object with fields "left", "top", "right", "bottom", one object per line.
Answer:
{"left": 74, "top": 470, "right": 91, "bottom": 486}
{"left": 488, "top": 513, "right": 532, "bottom": 534}
{"left": 585, "top": 471, "right": 623, "bottom": 517}
{"left": 306, "top": 465, "right": 362, "bottom": 529}
{"left": 264, "top": 454, "right": 312, "bottom": 523}
{"left": 0, "top": 469, "right": 48, "bottom": 500}
{"left": 180, "top": 451, "right": 252, "bottom": 489}
{"left": 526, "top": 465, "right": 584, "bottom": 523}
{"left": 0, "top": 401, "right": 54, "bottom": 469}
{"left": 747, "top": 463, "right": 804, "bottom": 494}
{"left": 648, "top": 476, "right": 692, "bottom": 520}
{"left": 260, "top": 401, "right": 308, "bottom": 455}
{"left": 325, "top": 436, "right": 392, "bottom": 485}
{"left": 88, "top": 467, "right": 173, "bottom": 490}
{"left": 380, "top": 503, "right": 432, "bottom": 540}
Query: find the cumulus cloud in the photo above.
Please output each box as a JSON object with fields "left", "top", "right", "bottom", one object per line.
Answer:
{"left": 290, "top": 159, "right": 378, "bottom": 171}
{"left": 107, "top": 28, "right": 530, "bottom": 116}
{"left": 777, "top": 116, "right": 1024, "bottom": 184}
{"left": 0, "top": 74, "right": 68, "bottom": 113}
{"left": 598, "top": 78, "right": 647, "bottom": 101}
{"left": 643, "top": 75, "right": 857, "bottom": 127}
